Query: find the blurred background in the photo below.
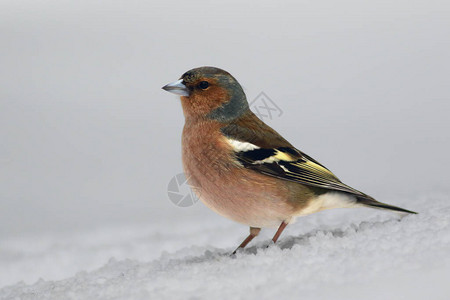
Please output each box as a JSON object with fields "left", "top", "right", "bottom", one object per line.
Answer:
{"left": 1, "top": 0, "right": 449, "bottom": 239}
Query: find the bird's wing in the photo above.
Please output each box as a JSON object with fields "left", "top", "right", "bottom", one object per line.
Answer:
{"left": 234, "top": 145, "right": 366, "bottom": 196}
{"left": 221, "top": 112, "right": 367, "bottom": 197}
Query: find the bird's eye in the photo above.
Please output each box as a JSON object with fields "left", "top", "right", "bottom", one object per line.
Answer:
{"left": 198, "top": 81, "right": 209, "bottom": 90}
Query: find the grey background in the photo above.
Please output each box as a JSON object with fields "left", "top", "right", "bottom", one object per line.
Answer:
{"left": 1, "top": 0, "right": 449, "bottom": 238}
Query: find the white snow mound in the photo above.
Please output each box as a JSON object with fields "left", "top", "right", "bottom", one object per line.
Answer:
{"left": 1, "top": 194, "right": 449, "bottom": 300}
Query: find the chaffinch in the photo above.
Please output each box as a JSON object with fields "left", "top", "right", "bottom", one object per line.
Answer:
{"left": 162, "top": 66, "right": 416, "bottom": 254}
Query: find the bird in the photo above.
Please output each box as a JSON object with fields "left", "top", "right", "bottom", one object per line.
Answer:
{"left": 162, "top": 66, "right": 417, "bottom": 254}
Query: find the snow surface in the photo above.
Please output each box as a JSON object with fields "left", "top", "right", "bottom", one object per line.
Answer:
{"left": 1, "top": 193, "right": 449, "bottom": 300}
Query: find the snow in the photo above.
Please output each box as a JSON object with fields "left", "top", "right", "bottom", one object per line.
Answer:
{"left": 1, "top": 193, "right": 449, "bottom": 300}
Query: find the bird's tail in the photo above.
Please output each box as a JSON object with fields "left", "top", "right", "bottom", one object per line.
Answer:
{"left": 356, "top": 196, "right": 417, "bottom": 214}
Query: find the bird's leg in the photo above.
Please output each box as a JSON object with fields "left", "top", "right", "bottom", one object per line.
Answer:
{"left": 232, "top": 227, "right": 261, "bottom": 255}
{"left": 271, "top": 221, "right": 288, "bottom": 244}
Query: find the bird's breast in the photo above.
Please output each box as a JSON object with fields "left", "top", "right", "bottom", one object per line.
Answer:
{"left": 180, "top": 120, "right": 303, "bottom": 228}
{"left": 181, "top": 120, "right": 239, "bottom": 193}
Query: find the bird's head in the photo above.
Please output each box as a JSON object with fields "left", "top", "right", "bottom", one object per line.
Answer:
{"left": 162, "top": 66, "right": 249, "bottom": 122}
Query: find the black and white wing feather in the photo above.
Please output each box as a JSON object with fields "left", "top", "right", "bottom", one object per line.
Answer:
{"left": 226, "top": 138, "right": 367, "bottom": 197}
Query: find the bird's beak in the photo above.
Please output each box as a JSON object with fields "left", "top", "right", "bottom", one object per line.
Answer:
{"left": 162, "top": 79, "right": 190, "bottom": 97}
